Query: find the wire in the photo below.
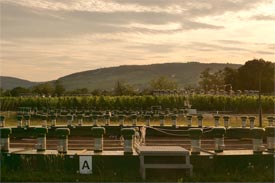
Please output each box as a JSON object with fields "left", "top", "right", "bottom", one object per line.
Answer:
{"left": 145, "top": 126, "right": 214, "bottom": 136}
{"left": 145, "top": 126, "right": 189, "bottom": 137}
{"left": 148, "top": 127, "right": 190, "bottom": 132}
{"left": 202, "top": 127, "right": 214, "bottom": 134}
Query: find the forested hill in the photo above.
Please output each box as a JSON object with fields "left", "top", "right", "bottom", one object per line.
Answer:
{"left": 0, "top": 76, "right": 40, "bottom": 90}
{"left": 57, "top": 62, "right": 240, "bottom": 90}
{"left": 0, "top": 62, "right": 240, "bottom": 90}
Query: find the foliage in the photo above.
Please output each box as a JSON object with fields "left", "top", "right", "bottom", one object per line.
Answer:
{"left": 199, "top": 59, "right": 275, "bottom": 93}
{"left": 150, "top": 76, "right": 178, "bottom": 90}
{"left": 32, "top": 82, "right": 55, "bottom": 96}
{"left": 67, "top": 88, "right": 89, "bottom": 95}
{"left": 0, "top": 95, "right": 274, "bottom": 113}
{"left": 9, "top": 87, "right": 30, "bottom": 96}
{"left": 0, "top": 88, "right": 5, "bottom": 96}
{"left": 199, "top": 68, "right": 224, "bottom": 90}
{"left": 236, "top": 59, "right": 274, "bottom": 93}
{"left": 51, "top": 62, "right": 238, "bottom": 91}
{"left": 53, "top": 81, "right": 65, "bottom": 96}
{"left": 113, "top": 81, "right": 136, "bottom": 96}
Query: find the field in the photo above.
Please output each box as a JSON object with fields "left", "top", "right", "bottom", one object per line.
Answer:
{"left": 1, "top": 95, "right": 274, "bottom": 182}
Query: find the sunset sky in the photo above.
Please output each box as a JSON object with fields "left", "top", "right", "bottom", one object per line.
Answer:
{"left": 1, "top": 0, "right": 275, "bottom": 81}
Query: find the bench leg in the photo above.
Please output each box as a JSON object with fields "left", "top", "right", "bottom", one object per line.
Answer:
{"left": 140, "top": 155, "right": 146, "bottom": 180}
{"left": 189, "top": 165, "right": 193, "bottom": 177}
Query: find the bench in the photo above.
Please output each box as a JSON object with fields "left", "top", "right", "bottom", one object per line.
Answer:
{"left": 137, "top": 146, "right": 193, "bottom": 180}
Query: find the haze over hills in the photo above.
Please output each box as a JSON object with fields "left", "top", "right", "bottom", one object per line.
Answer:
{"left": 1, "top": 62, "right": 240, "bottom": 91}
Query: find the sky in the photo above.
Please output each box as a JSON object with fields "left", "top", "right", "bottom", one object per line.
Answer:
{"left": 0, "top": 0, "right": 275, "bottom": 82}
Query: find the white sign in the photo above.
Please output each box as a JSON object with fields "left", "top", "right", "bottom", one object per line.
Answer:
{"left": 79, "top": 156, "right": 92, "bottom": 174}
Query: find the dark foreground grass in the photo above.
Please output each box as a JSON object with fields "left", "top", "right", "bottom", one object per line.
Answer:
{"left": 1, "top": 167, "right": 274, "bottom": 182}
{"left": 1, "top": 153, "right": 274, "bottom": 182}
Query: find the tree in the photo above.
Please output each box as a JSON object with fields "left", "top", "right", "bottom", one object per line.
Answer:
{"left": 150, "top": 76, "right": 178, "bottom": 90}
{"left": 10, "top": 87, "right": 30, "bottom": 96}
{"left": 0, "top": 88, "right": 4, "bottom": 96}
{"left": 113, "top": 80, "right": 135, "bottom": 96}
{"left": 237, "top": 59, "right": 274, "bottom": 93}
{"left": 54, "top": 81, "right": 65, "bottom": 97}
{"left": 199, "top": 68, "right": 224, "bottom": 91}
{"left": 91, "top": 89, "right": 110, "bottom": 96}
{"left": 223, "top": 67, "right": 238, "bottom": 90}
{"left": 199, "top": 68, "right": 212, "bottom": 90}
{"left": 77, "top": 88, "right": 89, "bottom": 94}
{"left": 67, "top": 88, "right": 89, "bottom": 95}
{"left": 32, "top": 83, "right": 54, "bottom": 96}
{"left": 199, "top": 59, "right": 274, "bottom": 93}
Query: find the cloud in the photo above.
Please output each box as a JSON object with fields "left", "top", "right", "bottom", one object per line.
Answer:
{"left": 1, "top": 2, "right": 224, "bottom": 39}
{"left": 182, "top": 20, "right": 223, "bottom": 30}
{"left": 5, "top": 0, "right": 273, "bottom": 17}
{"left": 113, "top": 0, "right": 273, "bottom": 16}
{"left": 126, "top": 43, "right": 177, "bottom": 53}
{"left": 1, "top": 0, "right": 275, "bottom": 81}
{"left": 2, "top": 0, "right": 181, "bottom": 13}
{"left": 216, "top": 40, "right": 245, "bottom": 44}
{"left": 256, "top": 51, "right": 275, "bottom": 55}
{"left": 186, "top": 42, "right": 249, "bottom": 52}
{"left": 250, "top": 15, "right": 275, "bottom": 21}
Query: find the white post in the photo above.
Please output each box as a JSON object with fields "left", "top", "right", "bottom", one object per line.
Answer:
{"left": 214, "top": 115, "right": 220, "bottom": 127}
{"left": 187, "top": 115, "right": 192, "bottom": 127}
{"left": 223, "top": 116, "right": 230, "bottom": 128}
{"left": 197, "top": 115, "right": 203, "bottom": 128}
{"left": 188, "top": 128, "right": 203, "bottom": 154}
{"left": 56, "top": 128, "right": 70, "bottom": 153}
{"left": 121, "top": 128, "right": 135, "bottom": 154}
{"left": 251, "top": 128, "right": 265, "bottom": 154}
{"left": 35, "top": 127, "right": 48, "bottom": 151}
{"left": 249, "top": 116, "right": 255, "bottom": 129}
{"left": 212, "top": 127, "right": 226, "bottom": 153}
{"left": 267, "top": 116, "right": 274, "bottom": 126}
{"left": 241, "top": 116, "right": 247, "bottom": 128}
{"left": 17, "top": 115, "right": 23, "bottom": 127}
{"left": 265, "top": 127, "right": 275, "bottom": 151}
{"left": 92, "top": 127, "right": 105, "bottom": 152}
{"left": 171, "top": 114, "right": 177, "bottom": 127}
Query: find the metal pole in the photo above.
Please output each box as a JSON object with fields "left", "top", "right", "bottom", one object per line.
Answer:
{"left": 259, "top": 72, "right": 262, "bottom": 127}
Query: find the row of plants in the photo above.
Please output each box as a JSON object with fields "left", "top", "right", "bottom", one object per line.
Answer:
{"left": 0, "top": 95, "right": 274, "bottom": 113}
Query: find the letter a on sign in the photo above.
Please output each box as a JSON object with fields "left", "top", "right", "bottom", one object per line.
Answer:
{"left": 79, "top": 156, "right": 92, "bottom": 174}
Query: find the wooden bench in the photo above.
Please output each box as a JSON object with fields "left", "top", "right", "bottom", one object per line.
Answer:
{"left": 137, "top": 146, "right": 193, "bottom": 180}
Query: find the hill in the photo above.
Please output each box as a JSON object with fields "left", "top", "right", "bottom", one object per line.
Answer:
{"left": 0, "top": 76, "right": 40, "bottom": 90}
{"left": 57, "top": 62, "right": 240, "bottom": 90}
{"left": 0, "top": 62, "right": 241, "bottom": 91}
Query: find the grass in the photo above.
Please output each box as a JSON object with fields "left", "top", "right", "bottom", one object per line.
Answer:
{"left": 1, "top": 155, "right": 274, "bottom": 182}
{"left": 1, "top": 169, "right": 273, "bottom": 182}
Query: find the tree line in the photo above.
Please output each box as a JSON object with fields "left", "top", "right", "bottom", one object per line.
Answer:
{"left": 199, "top": 59, "right": 274, "bottom": 94}
{"left": 1, "top": 59, "right": 273, "bottom": 97}
{"left": 0, "top": 76, "right": 178, "bottom": 97}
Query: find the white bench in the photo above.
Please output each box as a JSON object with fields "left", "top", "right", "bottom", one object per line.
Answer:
{"left": 137, "top": 146, "right": 193, "bottom": 180}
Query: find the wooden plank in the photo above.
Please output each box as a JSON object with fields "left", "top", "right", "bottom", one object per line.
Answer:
{"left": 144, "top": 164, "right": 193, "bottom": 169}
